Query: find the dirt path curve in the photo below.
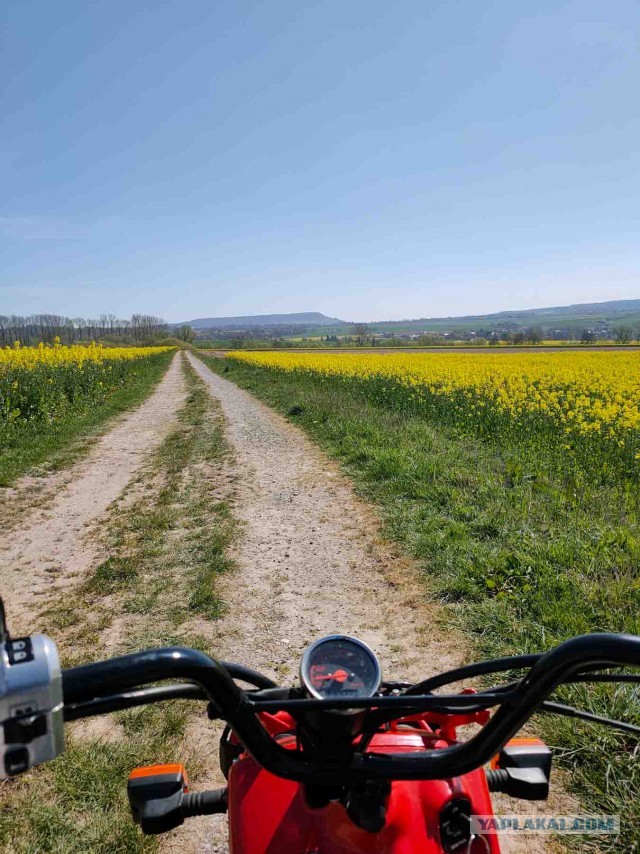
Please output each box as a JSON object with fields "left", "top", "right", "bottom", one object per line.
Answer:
{"left": 186, "top": 354, "right": 557, "bottom": 854}
{"left": 0, "top": 353, "right": 186, "bottom": 635}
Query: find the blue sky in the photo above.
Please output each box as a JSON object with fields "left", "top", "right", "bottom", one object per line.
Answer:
{"left": 2, "top": 0, "right": 639, "bottom": 323}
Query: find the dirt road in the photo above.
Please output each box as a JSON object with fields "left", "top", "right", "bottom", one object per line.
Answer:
{"left": 0, "top": 353, "right": 186, "bottom": 635}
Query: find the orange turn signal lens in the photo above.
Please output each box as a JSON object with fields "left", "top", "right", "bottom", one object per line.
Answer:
{"left": 128, "top": 763, "right": 188, "bottom": 789}
{"left": 490, "top": 738, "right": 546, "bottom": 769}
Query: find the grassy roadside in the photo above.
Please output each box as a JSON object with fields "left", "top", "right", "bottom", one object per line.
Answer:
{"left": 0, "top": 350, "right": 174, "bottom": 486}
{"left": 200, "top": 353, "right": 640, "bottom": 853}
{"left": 0, "top": 356, "right": 236, "bottom": 853}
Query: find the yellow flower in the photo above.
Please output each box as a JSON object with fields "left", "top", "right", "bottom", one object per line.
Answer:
{"left": 228, "top": 350, "right": 640, "bottom": 453}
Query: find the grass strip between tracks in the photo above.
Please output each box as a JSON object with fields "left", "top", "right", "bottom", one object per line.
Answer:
{"left": 199, "top": 352, "right": 640, "bottom": 854}
{"left": 0, "top": 355, "right": 236, "bottom": 853}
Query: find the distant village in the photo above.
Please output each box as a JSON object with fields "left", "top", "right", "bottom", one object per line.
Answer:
{"left": 363, "top": 324, "right": 614, "bottom": 343}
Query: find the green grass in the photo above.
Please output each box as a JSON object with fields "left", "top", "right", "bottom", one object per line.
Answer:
{"left": 77, "top": 355, "right": 235, "bottom": 638}
{"left": 0, "top": 351, "right": 173, "bottom": 486}
{"left": 0, "top": 705, "right": 189, "bottom": 854}
{"left": 200, "top": 353, "right": 640, "bottom": 854}
{"left": 0, "top": 356, "right": 236, "bottom": 852}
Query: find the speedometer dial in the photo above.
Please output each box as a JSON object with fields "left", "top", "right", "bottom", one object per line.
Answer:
{"left": 300, "top": 635, "right": 382, "bottom": 700}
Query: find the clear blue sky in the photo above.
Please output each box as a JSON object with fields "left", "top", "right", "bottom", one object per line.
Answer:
{"left": 2, "top": 0, "right": 639, "bottom": 323}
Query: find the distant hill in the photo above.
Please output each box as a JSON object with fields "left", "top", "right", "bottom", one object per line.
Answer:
{"left": 175, "top": 299, "right": 640, "bottom": 337}
{"left": 396, "top": 299, "right": 640, "bottom": 324}
{"left": 368, "top": 299, "right": 640, "bottom": 334}
{"left": 533, "top": 299, "right": 640, "bottom": 317}
{"left": 180, "top": 312, "right": 344, "bottom": 329}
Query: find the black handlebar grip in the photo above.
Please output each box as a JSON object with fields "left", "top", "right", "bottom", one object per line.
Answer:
{"left": 181, "top": 788, "right": 228, "bottom": 817}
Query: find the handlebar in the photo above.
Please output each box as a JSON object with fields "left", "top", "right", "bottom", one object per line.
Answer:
{"left": 60, "top": 633, "right": 640, "bottom": 784}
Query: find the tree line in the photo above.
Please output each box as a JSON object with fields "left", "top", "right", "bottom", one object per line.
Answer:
{"left": 0, "top": 314, "right": 171, "bottom": 346}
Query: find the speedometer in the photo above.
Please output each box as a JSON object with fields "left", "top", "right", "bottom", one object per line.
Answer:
{"left": 300, "top": 635, "right": 382, "bottom": 700}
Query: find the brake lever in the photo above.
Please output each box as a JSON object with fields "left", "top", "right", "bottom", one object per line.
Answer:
{"left": 540, "top": 700, "right": 640, "bottom": 735}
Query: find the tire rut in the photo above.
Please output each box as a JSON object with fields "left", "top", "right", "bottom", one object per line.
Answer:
{"left": 0, "top": 353, "right": 186, "bottom": 635}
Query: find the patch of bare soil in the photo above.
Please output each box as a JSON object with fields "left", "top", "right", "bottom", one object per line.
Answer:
{"left": 183, "top": 354, "right": 572, "bottom": 854}
{"left": 0, "top": 353, "right": 186, "bottom": 635}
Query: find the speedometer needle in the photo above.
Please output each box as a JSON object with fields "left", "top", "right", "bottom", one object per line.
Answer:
{"left": 316, "top": 670, "right": 354, "bottom": 683}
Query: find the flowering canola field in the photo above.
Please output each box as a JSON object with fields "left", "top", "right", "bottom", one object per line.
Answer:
{"left": 228, "top": 350, "right": 640, "bottom": 478}
{"left": 1, "top": 342, "right": 173, "bottom": 428}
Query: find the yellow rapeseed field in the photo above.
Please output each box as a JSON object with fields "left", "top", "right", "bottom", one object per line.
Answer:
{"left": 1, "top": 341, "right": 173, "bottom": 427}
{"left": 0, "top": 340, "right": 172, "bottom": 369}
{"left": 229, "top": 350, "right": 640, "bottom": 472}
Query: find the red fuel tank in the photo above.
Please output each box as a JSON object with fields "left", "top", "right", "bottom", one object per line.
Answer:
{"left": 227, "top": 727, "right": 499, "bottom": 854}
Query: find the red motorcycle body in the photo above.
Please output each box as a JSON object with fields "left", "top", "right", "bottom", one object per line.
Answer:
{"left": 227, "top": 711, "right": 500, "bottom": 854}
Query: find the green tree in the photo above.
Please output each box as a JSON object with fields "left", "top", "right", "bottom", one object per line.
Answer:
{"left": 614, "top": 325, "right": 633, "bottom": 344}
{"left": 176, "top": 324, "right": 195, "bottom": 343}
{"left": 417, "top": 332, "right": 446, "bottom": 346}
{"left": 352, "top": 323, "right": 370, "bottom": 346}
